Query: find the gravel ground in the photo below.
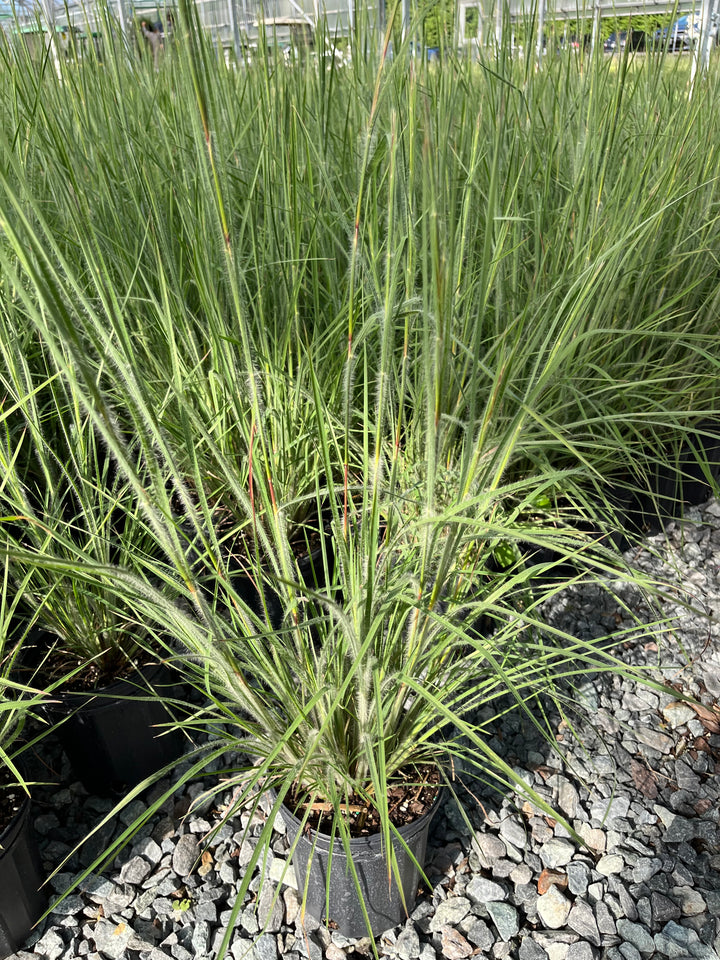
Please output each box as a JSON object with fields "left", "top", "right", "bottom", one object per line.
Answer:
{"left": 12, "top": 498, "right": 720, "bottom": 960}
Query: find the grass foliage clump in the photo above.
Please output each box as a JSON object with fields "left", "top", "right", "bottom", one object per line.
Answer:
{"left": 0, "top": 9, "right": 719, "bottom": 941}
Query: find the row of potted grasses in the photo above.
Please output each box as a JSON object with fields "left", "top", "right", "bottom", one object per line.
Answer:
{"left": 1, "top": 8, "right": 720, "bottom": 955}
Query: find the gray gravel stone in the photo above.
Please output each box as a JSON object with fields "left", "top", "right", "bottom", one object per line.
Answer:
{"left": 472, "top": 834, "right": 507, "bottom": 867}
{"left": 81, "top": 876, "right": 116, "bottom": 902}
{"left": 395, "top": 924, "right": 421, "bottom": 960}
{"left": 257, "top": 884, "right": 284, "bottom": 933}
{"left": 119, "top": 856, "right": 152, "bottom": 886}
{"left": 594, "top": 901, "right": 616, "bottom": 936}
{"left": 429, "top": 898, "right": 471, "bottom": 932}
{"left": 100, "top": 886, "right": 134, "bottom": 916}
{"left": 566, "top": 862, "right": 591, "bottom": 896}
{"left": 567, "top": 944, "right": 597, "bottom": 960}
{"left": 539, "top": 838, "right": 575, "bottom": 869}
{"left": 632, "top": 858, "right": 662, "bottom": 883}
{"left": 464, "top": 919, "right": 493, "bottom": 951}
{"left": 567, "top": 900, "right": 601, "bottom": 946}
{"left": 512, "top": 883, "right": 538, "bottom": 917}
{"left": 194, "top": 900, "right": 218, "bottom": 924}
{"left": 616, "top": 920, "right": 655, "bottom": 956}
{"left": 518, "top": 937, "right": 549, "bottom": 960}
{"left": 49, "top": 895, "right": 85, "bottom": 917}
{"left": 465, "top": 877, "right": 507, "bottom": 903}
{"left": 253, "top": 933, "right": 278, "bottom": 960}
{"left": 650, "top": 892, "right": 681, "bottom": 923}
{"left": 171, "top": 834, "right": 200, "bottom": 876}
{"left": 132, "top": 837, "right": 163, "bottom": 864}
{"left": 654, "top": 921, "right": 698, "bottom": 957}
{"left": 655, "top": 809, "right": 697, "bottom": 844}
{"left": 498, "top": 818, "right": 526, "bottom": 850}
{"left": 485, "top": 903, "right": 519, "bottom": 942}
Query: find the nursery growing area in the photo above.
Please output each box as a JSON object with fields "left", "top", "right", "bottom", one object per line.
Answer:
{"left": 1, "top": 7, "right": 720, "bottom": 958}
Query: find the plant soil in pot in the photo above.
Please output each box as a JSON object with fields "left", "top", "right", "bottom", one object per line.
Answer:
{"left": 0, "top": 793, "right": 47, "bottom": 958}
{"left": 41, "top": 660, "right": 186, "bottom": 796}
{"left": 278, "top": 772, "right": 442, "bottom": 939}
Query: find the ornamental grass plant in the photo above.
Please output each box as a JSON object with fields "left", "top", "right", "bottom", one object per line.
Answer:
{"left": 0, "top": 9, "right": 719, "bottom": 948}
{"left": 0, "top": 571, "right": 49, "bottom": 803}
{"left": 0, "top": 327, "right": 171, "bottom": 686}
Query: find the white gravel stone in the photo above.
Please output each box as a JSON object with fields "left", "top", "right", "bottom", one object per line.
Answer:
{"left": 92, "top": 920, "right": 135, "bottom": 959}
{"left": 557, "top": 782, "right": 580, "bottom": 819}
{"left": 661, "top": 703, "right": 696, "bottom": 728}
{"left": 671, "top": 886, "right": 707, "bottom": 916}
{"left": 33, "top": 929, "right": 66, "bottom": 960}
{"left": 536, "top": 886, "right": 571, "bottom": 929}
{"left": 596, "top": 854, "right": 624, "bottom": 876}
{"left": 575, "top": 824, "right": 606, "bottom": 854}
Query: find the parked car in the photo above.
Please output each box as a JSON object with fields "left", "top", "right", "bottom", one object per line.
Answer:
{"left": 654, "top": 15, "right": 718, "bottom": 52}
{"left": 604, "top": 30, "right": 646, "bottom": 53}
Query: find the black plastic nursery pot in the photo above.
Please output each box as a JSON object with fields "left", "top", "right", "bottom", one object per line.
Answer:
{"left": 653, "top": 421, "right": 720, "bottom": 513}
{"left": 279, "top": 791, "right": 441, "bottom": 939}
{"left": 611, "top": 421, "right": 720, "bottom": 540}
{"left": 42, "top": 662, "right": 186, "bottom": 796}
{"left": 0, "top": 797, "right": 47, "bottom": 958}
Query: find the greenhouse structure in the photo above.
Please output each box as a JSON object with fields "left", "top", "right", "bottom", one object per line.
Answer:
{"left": 1, "top": 0, "right": 719, "bottom": 64}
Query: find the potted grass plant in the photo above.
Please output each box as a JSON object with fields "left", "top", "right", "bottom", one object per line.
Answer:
{"left": 0, "top": 12, "right": 718, "bottom": 952}
{"left": 0, "top": 169, "right": 646, "bottom": 938}
{"left": 0, "top": 117, "right": 639, "bottom": 941}
{"left": 0, "top": 352, "right": 187, "bottom": 796}
{"left": 17, "top": 449, "right": 635, "bottom": 942}
{"left": 0, "top": 578, "right": 50, "bottom": 959}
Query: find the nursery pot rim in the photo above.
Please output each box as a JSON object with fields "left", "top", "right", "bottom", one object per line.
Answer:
{"left": 273, "top": 771, "right": 444, "bottom": 850}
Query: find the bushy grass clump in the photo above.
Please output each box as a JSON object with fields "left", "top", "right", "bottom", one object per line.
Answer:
{"left": 2, "top": 23, "right": 719, "bottom": 498}
{"left": 0, "top": 16, "right": 719, "bottom": 937}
